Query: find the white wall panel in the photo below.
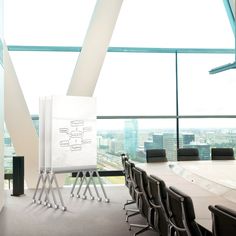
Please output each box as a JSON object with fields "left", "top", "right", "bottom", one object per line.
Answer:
{"left": 4, "top": 44, "right": 38, "bottom": 188}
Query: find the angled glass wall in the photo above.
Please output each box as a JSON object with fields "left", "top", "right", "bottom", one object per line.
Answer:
{"left": 3, "top": 0, "right": 236, "bottom": 185}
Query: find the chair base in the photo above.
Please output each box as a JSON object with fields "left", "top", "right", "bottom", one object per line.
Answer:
{"left": 129, "top": 224, "right": 154, "bottom": 236}
{"left": 126, "top": 211, "right": 140, "bottom": 222}
{"left": 123, "top": 199, "right": 136, "bottom": 210}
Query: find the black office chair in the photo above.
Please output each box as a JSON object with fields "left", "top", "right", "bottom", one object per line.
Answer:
{"left": 123, "top": 157, "right": 136, "bottom": 210}
{"left": 177, "top": 148, "right": 200, "bottom": 161}
{"left": 166, "top": 186, "right": 202, "bottom": 236}
{"left": 147, "top": 175, "right": 171, "bottom": 236}
{"left": 208, "top": 205, "right": 236, "bottom": 236}
{"left": 146, "top": 149, "right": 168, "bottom": 163}
{"left": 121, "top": 153, "right": 128, "bottom": 170}
{"left": 211, "top": 148, "right": 235, "bottom": 160}
{"left": 121, "top": 153, "right": 128, "bottom": 187}
{"left": 129, "top": 167, "right": 154, "bottom": 235}
{"left": 124, "top": 160, "right": 140, "bottom": 220}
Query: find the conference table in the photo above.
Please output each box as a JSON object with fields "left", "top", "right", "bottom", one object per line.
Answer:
{"left": 136, "top": 160, "right": 236, "bottom": 232}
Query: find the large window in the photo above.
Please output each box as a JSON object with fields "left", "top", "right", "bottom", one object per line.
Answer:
{"left": 178, "top": 54, "right": 236, "bottom": 115}
{"left": 10, "top": 51, "right": 78, "bottom": 114}
{"left": 94, "top": 53, "right": 176, "bottom": 116}
{"left": 179, "top": 118, "right": 236, "bottom": 160}
{"left": 97, "top": 118, "right": 176, "bottom": 171}
{"left": 3, "top": 0, "right": 236, "bottom": 185}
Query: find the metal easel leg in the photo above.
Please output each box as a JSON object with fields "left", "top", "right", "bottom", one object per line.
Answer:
{"left": 82, "top": 173, "right": 93, "bottom": 200}
{"left": 90, "top": 171, "right": 102, "bottom": 202}
{"left": 53, "top": 173, "right": 67, "bottom": 211}
{"left": 47, "top": 173, "right": 59, "bottom": 209}
{"left": 38, "top": 173, "right": 48, "bottom": 204}
{"left": 70, "top": 170, "right": 80, "bottom": 197}
{"left": 32, "top": 171, "right": 44, "bottom": 203}
{"left": 76, "top": 172, "right": 86, "bottom": 198}
{"left": 86, "top": 171, "right": 95, "bottom": 200}
{"left": 43, "top": 172, "right": 54, "bottom": 204}
{"left": 95, "top": 170, "right": 109, "bottom": 203}
{"left": 43, "top": 172, "right": 52, "bottom": 207}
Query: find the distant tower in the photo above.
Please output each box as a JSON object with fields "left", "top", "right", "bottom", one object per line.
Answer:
{"left": 124, "top": 119, "right": 138, "bottom": 159}
{"left": 144, "top": 134, "right": 163, "bottom": 151}
{"left": 153, "top": 134, "right": 163, "bottom": 148}
{"left": 182, "top": 133, "right": 195, "bottom": 145}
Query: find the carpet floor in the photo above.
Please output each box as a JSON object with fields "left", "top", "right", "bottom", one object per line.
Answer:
{"left": 0, "top": 185, "right": 158, "bottom": 236}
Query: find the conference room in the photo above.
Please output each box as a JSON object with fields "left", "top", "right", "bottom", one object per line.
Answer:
{"left": 1, "top": 0, "right": 236, "bottom": 235}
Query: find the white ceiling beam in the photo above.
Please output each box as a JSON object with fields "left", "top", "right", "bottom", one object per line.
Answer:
{"left": 67, "top": 0, "right": 123, "bottom": 96}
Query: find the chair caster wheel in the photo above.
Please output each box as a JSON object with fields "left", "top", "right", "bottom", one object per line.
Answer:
{"left": 90, "top": 196, "right": 94, "bottom": 200}
{"left": 47, "top": 203, "right": 51, "bottom": 208}
{"left": 54, "top": 204, "right": 59, "bottom": 209}
{"left": 32, "top": 199, "right": 36, "bottom": 203}
{"left": 82, "top": 195, "right": 87, "bottom": 200}
{"left": 97, "top": 197, "right": 102, "bottom": 202}
{"left": 70, "top": 193, "right": 74, "bottom": 197}
{"left": 37, "top": 200, "right": 42, "bottom": 204}
{"left": 105, "top": 198, "right": 110, "bottom": 203}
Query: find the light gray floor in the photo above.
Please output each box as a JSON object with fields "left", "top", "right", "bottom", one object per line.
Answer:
{"left": 0, "top": 186, "right": 157, "bottom": 236}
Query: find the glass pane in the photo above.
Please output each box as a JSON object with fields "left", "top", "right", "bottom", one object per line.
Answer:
{"left": 178, "top": 53, "right": 236, "bottom": 115}
{"left": 97, "top": 118, "right": 177, "bottom": 171}
{"left": 179, "top": 118, "right": 236, "bottom": 160}
{"left": 10, "top": 51, "right": 78, "bottom": 114}
{"left": 111, "top": 0, "right": 233, "bottom": 48}
{"left": 4, "top": 117, "right": 39, "bottom": 174}
{"left": 4, "top": 0, "right": 96, "bottom": 45}
{"left": 94, "top": 53, "right": 176, "bottom": 116}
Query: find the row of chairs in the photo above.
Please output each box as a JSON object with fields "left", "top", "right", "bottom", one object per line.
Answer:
{"left": 121, "top": 154, "right": 236, "bottom": 236}
{"left": 146, "top": 148, "right": 235, "bottom": 163}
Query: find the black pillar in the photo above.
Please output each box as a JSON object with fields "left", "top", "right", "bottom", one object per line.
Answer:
{"left": 12, "top": 156, "right": 24, "bottom": 196}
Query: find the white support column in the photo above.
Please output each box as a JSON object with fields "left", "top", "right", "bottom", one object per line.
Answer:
{"left": 67, "top": 0, "right": 123, "bottom": 96}
{"left": 4, "top": 43, "right": 39, "bottom": 188}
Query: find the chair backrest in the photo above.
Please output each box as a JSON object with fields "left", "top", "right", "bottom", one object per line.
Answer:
{"left": 166, "top": 186, "right": 202, "bottom": 236}
{"left": 209, "top": 205, "right": 236, "bottom": 236}
{"left": 146, "top": 149, "right": 167, "bottom": 163}
{"left": 211, "top": 148, "right": 235, "bottom": 160}
{"left": 121, "top": 153, "right": 128, "bottom": 170}
{"left": 148, "top": 175, "right": 169, "bottom": 236}
{"left": 132, "top": 167, "right": 152, "bottom": 223}
{"left": 177, "top": 148, "right": 200, "bottom": 161}
{"left": 124, "top": 160, "right": 135, "bottom": 199}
